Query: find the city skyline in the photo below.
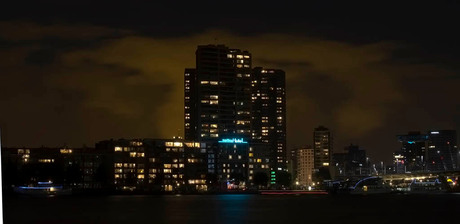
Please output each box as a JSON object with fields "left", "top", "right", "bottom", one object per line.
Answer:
{"left": 1, "top": 2, "right": 460, "bottom": 164}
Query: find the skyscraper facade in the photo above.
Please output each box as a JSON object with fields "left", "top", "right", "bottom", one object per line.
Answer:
{"left": 313, "top": 126, "right": 333, "bottom": 169}
{"left": 184, "top": 45, "right": 252, "bottom": 142}
{"left": 251, "top": 67, "right": 287, "bottom": 173}
{"left": 184, "top": 45, "right": 287, "bottom": 186}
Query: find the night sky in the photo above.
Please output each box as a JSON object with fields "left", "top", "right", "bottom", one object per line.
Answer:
{"left": 1, "top": 1, "right": 459, "bottom": 163}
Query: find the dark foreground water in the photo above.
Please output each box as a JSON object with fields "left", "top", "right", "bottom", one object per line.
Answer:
{"left": 4, "top": 193, "right": 460, "bottom": 224}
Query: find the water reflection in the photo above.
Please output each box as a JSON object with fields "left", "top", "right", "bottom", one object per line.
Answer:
{"left": 4, "top": 194, "right": 460, "bottom": 223}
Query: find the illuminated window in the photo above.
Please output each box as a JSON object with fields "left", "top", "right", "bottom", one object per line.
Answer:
{"left": 38, "top": 159, "right": 54, "bottom": 163}
{"left": 114, "top": 147, "right": 122, "bottom": 152}
{"left": 60, "top": 149, "right": 73, "bottom": 154}
{"left": 201, "top": 81, "right": 209, "bottom": 84}
{"left": 164, "top": 169, "right": 172, "bottom": 173}
{"left": 164, "top": 164, "right": 171, "bottom": 168}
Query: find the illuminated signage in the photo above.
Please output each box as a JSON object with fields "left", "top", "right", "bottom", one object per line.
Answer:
{"left": 218, "top": 138, "right": 248, "bottom": 144}
{"left": 407, "top": 141, "right": 415, "bottom": 144}
{"left": 431, "top": 131, "right": 439, "bottom": 134}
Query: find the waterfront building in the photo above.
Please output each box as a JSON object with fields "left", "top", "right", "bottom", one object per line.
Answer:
{"left": 397, "top": 131, "right": 428, "bottom": 172}
{"left": 313, "top": 126, "right": 333, "bottom": 169}
{"left": 295, "top": 147, "right": 314, "bottom": 188}
{"left": 393, "top": 149, "right": 406, "bottom": 174}
{"left": 426, "top": 130, "right": 458, "bottom": 171}
{"left": 2, "top": 146, "right": 102, "bottom": 189}
{"left": 396, "top": 130, "right": 458, "bottom": 172}
{"left": 184, "top": 45, "right": 252, "bottom": 142}
{"left": 95, "top": 139, "right": 208, "bottom": 192}
{"left": 184, "top": 45, "right": 286, "bottom": 186}
{"left": 333, "top": 144, "right": 369, "bottom": 177}
{"left": 251, "top": 67, "right": 287, "bottom": 183}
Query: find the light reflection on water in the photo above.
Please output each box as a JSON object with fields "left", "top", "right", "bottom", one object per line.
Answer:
{"left": 5, "top": 194, "right": 460, "bottom": 223}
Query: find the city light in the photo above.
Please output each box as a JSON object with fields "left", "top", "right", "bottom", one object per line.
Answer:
{"left": 218, "top": 138, "right": 248, "bottom": 144}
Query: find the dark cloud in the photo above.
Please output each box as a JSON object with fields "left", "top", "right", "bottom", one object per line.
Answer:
{"left": 0, "top": 20, "right": 459, "bottom": 163}
{"left": 25, "top": 48, "right": 56, "bottom": 65}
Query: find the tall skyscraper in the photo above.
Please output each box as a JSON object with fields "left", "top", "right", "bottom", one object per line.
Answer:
{"left": 184, "top": 45, "right": 287, "bottom": 186}
{"left": 184, "top": 45, "right": 252, "bottom": 141}
{"left": 251, "top": 67, "right": 287, "bottom": 173}
{"left": 313, "top": 126, "right": 333, "bottom": 169}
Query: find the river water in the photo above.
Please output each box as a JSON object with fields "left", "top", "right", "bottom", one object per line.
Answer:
{"left": 4, "top": 193, "right": 460, "bottom": 223}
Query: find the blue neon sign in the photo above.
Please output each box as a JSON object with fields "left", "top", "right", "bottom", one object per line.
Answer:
{"left": 218, "top": 138, "right": 248, "bottom": 144}
{"left": 407, "top": 141, "right": 415, "bottom": 144}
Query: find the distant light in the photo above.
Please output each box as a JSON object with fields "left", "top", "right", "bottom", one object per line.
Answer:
{"left": 407, "top": 141, "right": 415, "bottom": 144}
{"left": 218, "top": 138, "right": 248, "bottom": 144}
{"left": 431, "top": 131, "right": 439, "bottom": 134}
{"left": 38, "top": 181, "right": 52, "bottom": 185}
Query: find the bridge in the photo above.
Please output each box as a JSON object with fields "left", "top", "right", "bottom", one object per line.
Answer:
{"left": 380, "top": 171, "right": 460, "bottom": 181}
